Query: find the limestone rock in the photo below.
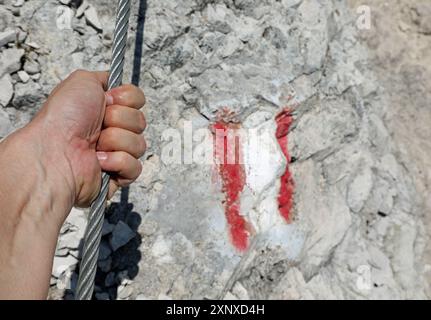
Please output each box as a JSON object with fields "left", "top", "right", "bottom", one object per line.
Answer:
{"left": 12, "top": 80, "right": 44, "bottom": 109}
{"left": 0, "top": 48, "right": 24, "bottom": 78}
{"left": 0, "top": 28, "right": 16, "bottom": 47}
{"left": 0, "top": 74, "right": 13, "bottom": 107}
{"left": 52, "top": 255, "right": 78, "bottom": 278}
{"left": 17, "top": 70, "right": 30, "bottom": 83}
{"left": 84, "top": 5, "right": 102, "bottom": 32}
{"left": 23, "top": 60, "right": 41, "bottom": 75}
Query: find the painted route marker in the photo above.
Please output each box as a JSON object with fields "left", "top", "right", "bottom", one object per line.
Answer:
{"left": 276, "top": 109, "right": 295, "bottom": 222}
{"left": 211, "top": 108, "right": 295, "bottom": 251}
{"left": 212, "top": 121, "right": 250, "bottom": 252}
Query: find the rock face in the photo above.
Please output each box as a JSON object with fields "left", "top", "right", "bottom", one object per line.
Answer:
{"left": 347, "top": 0, "right": 431, "bottom": 297}
{"left": 0, "top": 0, "right": 429, "bottom": 300}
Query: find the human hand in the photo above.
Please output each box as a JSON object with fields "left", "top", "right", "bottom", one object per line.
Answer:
{"left": 32, "top": 70, "right": 146, "bottom": 208}
{"left": 0, "top": 70, "right": 147, "bottom": 298}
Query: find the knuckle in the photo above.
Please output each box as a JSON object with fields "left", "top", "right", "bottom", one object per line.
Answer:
{"left": 135, "top": 161, "right": 143, "bottom": 179}
{"left": 123, "top": 84, "right": 146, "bottom": 106}
{"left": 104, "top": 107, "right": 114, "bottom": 125}
{"left": 123, "top": 83, "right": 135, "bottom": 91}
{"left": 103, "top": 127, "right": 117, "bottom": 146}
{"left": 120, "top": 84, "right": 135, "bottom": 98}
{"left": 137, "top": 136, "right": 146, "bottom": 157}
{"left": 138, "top": 112, "right": 147, "bottom": 131}
{"left": 118, "top": 152, "right": 129, "bottom": 168}
{"left": 71, "top": 69, "right": 89, "bottom": 78}
{"left": 105, "top": 106, "right": 119, "bottom": 125}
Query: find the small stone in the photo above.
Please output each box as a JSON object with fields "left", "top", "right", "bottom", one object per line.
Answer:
{"left": 117, "top": 284, "right": 133, "bottom": 300}
{"left": 12, "top": 80, "right": 43, "bottom": 109}
{"left": 57, "top": 209, "right": 86, "bottom": 252}
{"left": 52, "top": 255, "right": 78, "bottom": 278}
{"left": 84, "top": 5, "right": 102, "bottom": 32}
{"left": 60, "top": 223, "right": 72, "bottom": 235}
{"left": 27, "top": 51, "right": 38, "bottom": 61}
{"left": 0, "top": 7, "right": 13, "bottom": 32}
{"left": 25, "top": 41, "right": 40, "bottom": 49}
{"left": 58, "top": 232, "right": 81, "bottom": 250}
{"left": 17, "top": 29, "right": 27, "bottom": 43}
{"left": 55, "top": 247, "right": 70, "bottom": 257}
{"left": 17, "top": 70, "right": 30, "bottom": 83}
{"left": 56, "top": 269, "right": 74, "bottom": 290}
{"left": 0, "top": 29, "right": 16, "bottom": 48}
{"left": 56, "top": 5, "right": 74, "bottom": 30}
{"left": 68, "top": 249, "right": 81, "bottom": 259}
{"left": 66, "top": 208, "right": 87, "bottom": 232}
{"left": 76, "top": 0, "right": 89, "bottom": 18}
{"left": 116, "top": 270, "right": 130, "bottom": 284}
{"left": 50, "top": 277, "right": 57, "bottom": 286}
{"left": 0, "top": 75, "right": 13, "bottom": 107}
{"left": 0, "top": 48, "right": 24, "bottom": 78}
{"left": 13, "top": 0, "right": 25, "bottom": 7}
{"left": 110, "top": 221, "right": 136, "bottom": 251}
{"left": 23, "top": 60, "right": 41, "bottom": 75}
{"left": 30, "top": 73, "right": 41, "bottom": 81}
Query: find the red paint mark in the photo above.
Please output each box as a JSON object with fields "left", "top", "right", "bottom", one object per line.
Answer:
{"left": 276, "top": 109, "right": 295, "bottom": 222}
{"left": 212, "top": 120, "right": 250, "bottom": 251}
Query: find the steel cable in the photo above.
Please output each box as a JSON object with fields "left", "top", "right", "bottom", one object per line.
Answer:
{"left": 75, "top": 0, "right": 132, "bottom": 300}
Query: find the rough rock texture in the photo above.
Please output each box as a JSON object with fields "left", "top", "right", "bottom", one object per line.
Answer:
{"left": 0, "top": 0, "right": 430, "bottom": 300}
{"left": 347, "top": 0, "right": 431, "bottom": 298}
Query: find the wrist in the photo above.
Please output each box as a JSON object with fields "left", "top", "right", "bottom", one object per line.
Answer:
{"left": 0, "top": 124, "right": 76, "bottom": 299}
{"left": 0, "top": 122, "right": 76, "bottom": 229}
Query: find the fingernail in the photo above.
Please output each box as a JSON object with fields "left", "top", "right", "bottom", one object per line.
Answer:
{"left": 106, "top": 93, "right": 114, "bottom": 106}
{"left": 97, "top": 152, "right": 108, "bottom": 161}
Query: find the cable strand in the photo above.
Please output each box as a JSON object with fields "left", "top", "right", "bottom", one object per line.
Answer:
{"left": 75, "top": 0, "right": 132, "bottom": 300}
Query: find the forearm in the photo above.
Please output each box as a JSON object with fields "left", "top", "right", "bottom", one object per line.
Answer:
{"left": 0, "top": 124, "right": 75, "bottom": 299}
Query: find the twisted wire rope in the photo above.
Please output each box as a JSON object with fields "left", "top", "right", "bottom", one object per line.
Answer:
{"left": 75, "top": 0, "right": 132, "bottom": 300}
